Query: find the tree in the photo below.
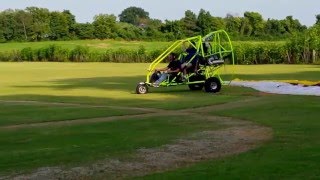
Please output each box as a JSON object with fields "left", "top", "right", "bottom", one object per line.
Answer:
{"left": 225, "top": 14, "right": 241, "bottom": 36}
{"left": 197, "top": 9, "right": 213, "bottom": 35}
{"left": 0, "top": 12, "right": 7, "bottom": 42}
{"left": 239, "top": 17, "right": 251, "bottom": 36}
{"left": 282, "top": 16, "right": 306, "bottom": 34}
{"left": 244, "top": 12, "right": 264, "bottom": 36}
{"left": 265, "top": 19, "right": 286, "bottom": 36}
{"left": 160, "top": 20, "right": 183, "bottom": 39}
{"left": 49, "top": 11, "right": 69, "bottom": 40}
{"left": 75, "top": 23, "right": 94, "bottom": 39}
{"left": 0, "top": 29, "right": 5, "bottom": 42}
{"left": 0, "top": 9, "right": 20, "bottom": 41}
{"left": 211, "top": 17, "right": 225, "bottom": 31}
{"left": 93, "top": 14, "right": 117, "bottom": 39}
{"left": 62, "top": 10, "right": 76, "bottom": 38}
{"left": 143, "top": 18, "right": 165, "bottom": 40}
{"left": 15, "top": 10, "right": 32, "bottom": 40}
{"left": 181, "top": 10, "right": 199, "bottom": 37}
{"left": 117, "top": 22, "right": 142, "bottom": 40}
{"left": 119, "top": 6, "right": 149, "bottom": 26}
{"left": 316, "top": 14, "right": 320, "bottom": 25}
{"left": 26, "top": 7, "right": 50, "bottom": 41}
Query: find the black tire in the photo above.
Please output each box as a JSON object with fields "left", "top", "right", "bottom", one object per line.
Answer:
{"left": 136, "top": 83, "right": 148, "bottom": 94}
{"left": 188, "top": 75, "right": 205, "bottom": 90}
{"left": 204, "top": 77, "right": 221, "bottom": 93}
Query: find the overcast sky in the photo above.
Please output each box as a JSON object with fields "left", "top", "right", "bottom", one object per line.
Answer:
{"left": 1, "top": 0, "right": 319, "bottom": 26}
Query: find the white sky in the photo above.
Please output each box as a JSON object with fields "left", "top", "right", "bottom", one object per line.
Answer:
{"left": 1, "top": 0, "right": 319, "bottom": 26}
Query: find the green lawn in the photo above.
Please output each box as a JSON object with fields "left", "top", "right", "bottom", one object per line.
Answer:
{"left": 0, "top": 63, "right": 319, "bottom": 178}
{"left": 144, "top": 95, "right": 320, "bottom": 179}
{"left": 0, "top": 115, "right": 224, "bottom": 174}
{"left": 0, "top": 62, "right": 244, "bottom": 109}
{"left": 0, "top": 103, "right": 142, "bottom": 127}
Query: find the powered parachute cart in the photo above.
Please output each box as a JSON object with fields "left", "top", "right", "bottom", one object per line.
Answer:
{"left": 136, "top": 30, "right": 235, "bottom": 94}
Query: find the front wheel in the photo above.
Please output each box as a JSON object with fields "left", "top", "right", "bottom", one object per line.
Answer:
{"left": 204, "top": 77, "right": 221, "bottom": 93}
{"left": 136, "top": 83, "right": 148, "bottom": 94}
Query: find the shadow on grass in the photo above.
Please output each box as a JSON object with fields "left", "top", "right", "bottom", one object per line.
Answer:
{"left": 11, "top": 75, "right": 220, "bottom": 95}
{"left": 8, "top": 70, "right": 318, "bottom": 109}
{"left": 13, "top": 76, "right": 144, "bottom": 92}
{"left": 12, "top": 71, "right": 320, "bottom": 93}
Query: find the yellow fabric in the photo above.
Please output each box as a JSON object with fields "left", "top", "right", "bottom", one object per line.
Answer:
{"left": 280, "top": 80, "right": 320, "bottom": 86}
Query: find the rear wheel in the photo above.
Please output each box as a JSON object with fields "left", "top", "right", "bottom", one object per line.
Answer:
{"left": 136, "top": 83, "right": 148, "bottom": 94}
{"left": 204, "top": 77, "right": 221, "bottom": 93}
{"left": 188, "top": 75, "right": 205, "bottom": 90}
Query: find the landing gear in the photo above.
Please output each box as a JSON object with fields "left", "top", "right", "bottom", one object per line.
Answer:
{"left": 204, "top": 77, "right": 221, "bottom": 93}
{"left": 136, "top": 82, "right": 148, "bottom": 94}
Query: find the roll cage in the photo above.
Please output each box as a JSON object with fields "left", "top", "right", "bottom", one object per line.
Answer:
{"left": 136, "top": 30, "right": 235, "bottom": 94}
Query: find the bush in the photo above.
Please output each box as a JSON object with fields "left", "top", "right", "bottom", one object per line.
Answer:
{"left": 1, "top": 40, "right": 319, "bottom": 64}
{"left": 69, "top": 46, "right": 90, "bottom": 62}
{"left": 20, "top": 47, "right": 34, "bottom": 61}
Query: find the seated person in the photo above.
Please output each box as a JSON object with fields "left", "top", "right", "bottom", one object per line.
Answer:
{"left": 181, "top": 45, "right": 198, "bottom": 79}
{"left": 153, "top": 53, "right": 181, "bottom": 87}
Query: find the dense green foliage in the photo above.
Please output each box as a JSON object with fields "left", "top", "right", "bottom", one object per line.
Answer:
{"left": 0, "top": 44, "right": 164, "bottom": 62}
{"left": 0, "top": 6, "right": 311, "bottom": 42}
{"left": 1, "top": 40, "right": 320, "bottom": 64}
{"left": 1, "top": 6, "right": 320, "bottom": 64}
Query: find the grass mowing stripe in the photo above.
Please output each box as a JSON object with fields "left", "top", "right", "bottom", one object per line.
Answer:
{"left": 0, "top": 104, "right": 143, "bottom": 126}
{"left": 143, "top": 95, "right": 320, "bottom": 179}
{"left": 0, "top": 115, "right": 224, "bottom": 175}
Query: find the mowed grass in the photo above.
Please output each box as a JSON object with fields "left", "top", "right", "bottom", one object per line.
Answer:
{"left": 0, "top": 62, "right": 243, "bottom": 109}
{"left": 0, "top": 40, "right": 171, "bottom": 53}
{"left": 0, "top": 62, "right": 319, "bottom": 178}
{"left": 0, "top": 116, "right": 223, "bottom": 174}
{"left": 0, "top": 103, "right": 142, "bottom": 127}
{"left": 145, "top": 95, "right": 320, "bottom": 179}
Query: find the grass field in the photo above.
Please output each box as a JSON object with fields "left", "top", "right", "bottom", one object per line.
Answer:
{"left": 0, "top": 40, "right": 285, "bottom": 53}
{"left": 0, "top": 40, "right": 171, "bottom": 53}
{"left": 0, "top": 63, "right": 319, "bottom": 178}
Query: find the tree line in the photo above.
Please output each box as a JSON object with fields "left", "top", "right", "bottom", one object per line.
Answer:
{"left": 1, "top": 6, "right": 318, "bottom": 42}
{"left": 1, "top": 6, "right": 320, "bottom": 64}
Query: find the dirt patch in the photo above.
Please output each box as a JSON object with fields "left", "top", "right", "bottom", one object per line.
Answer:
{"left": 8, "top": 116, "right": 272, "bottom": 180}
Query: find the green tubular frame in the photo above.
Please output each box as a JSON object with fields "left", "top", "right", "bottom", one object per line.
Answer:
{"left": 145, "top": 30, "right": 235, "bottom": 87}
{"left": 202, "top": 30, "right": 235, "bottom": 85}
{"left": 146, "top": 35, "right": 202, "bottom": 84}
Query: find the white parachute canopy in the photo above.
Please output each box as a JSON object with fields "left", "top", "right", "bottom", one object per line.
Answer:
{"left": 230, "top": 81, "right": 320, "bottom": 96}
